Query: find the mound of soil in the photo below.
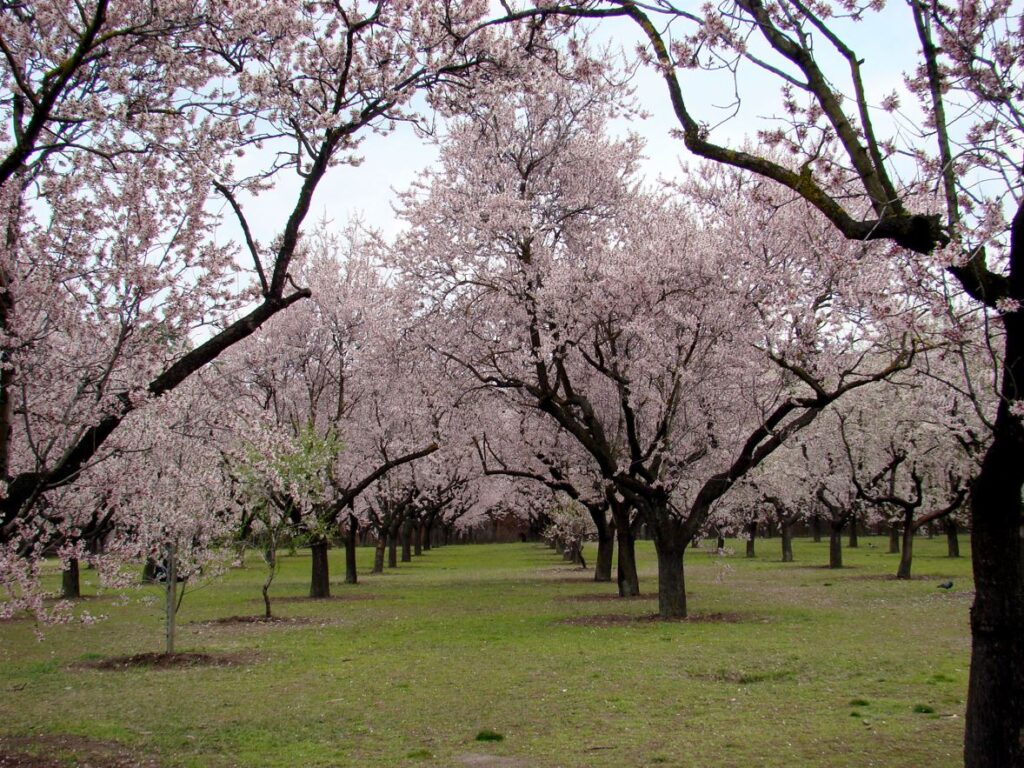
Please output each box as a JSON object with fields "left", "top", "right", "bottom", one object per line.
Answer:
{"left": 267, "top": 593, "right": 379, "bottom": 604}
{"left": 553, "top": 593, "right": 655, "bottom": 603}
{"left": 72, "top": 651, "right": 254, "bottom": 671}
{"left": 194, "top": 614, "right": 319, "bottom": 626}
{"left": 559, "top": 611, "right": 747, "bottom": 627}
{"left": 0, "top": 735, "right": 160, "bottom": 768}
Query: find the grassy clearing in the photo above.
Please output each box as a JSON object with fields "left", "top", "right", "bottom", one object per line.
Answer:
{"left": 0, "top": 537, "right": 972, "bottom": 767}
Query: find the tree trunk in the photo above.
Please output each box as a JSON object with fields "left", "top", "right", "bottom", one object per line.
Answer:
{"left": 648, "top": 510, "right": 688, "bottom": 618}
{"left": 745, "top": 520, "right": 757, "bottom": 558}
{"left": 811, "top": 513, "right": 822, "bottom": 543}
{"left": 716, "top": 534, "right": 725, "bottom": 551}
{"left": 780, "top": 521, "right": 794, "bottom": 563}
{"left": 848, "top": 516, "right": 859, "bottom": 548}
{"left": 897, "top": 514, "right": 914, "bottom": 580}
{"left": 655, "top": 544, "right": 687, "bottom": 618}
{"left": 829, "top": 522, "right": 844, "bottom": 569}
{"left": 889, "top": 525, "right": 900, "bottom": 554}
{"left": 262, "top": 545, "right": 276, "bottom": 620}
{"left": 142, "top": 557, "right": 158, "bottom": 584}
{"left": 345, "top": 515, "right": 358, "bottom": 585}
{"left": 413, "top": 521, "right": 423, "bottom": 557}
{"left": 401, "top": 519, "right": 412, "bottom": 563}
{"left": 945, "top": 518, "right": 960, "bottom": 558}
{"left": 387, "top": 533, "right": 398, "bottom": 568}
{"left": 164, "top": 543, "right": 177, "bottom": 655}
{"left": 372, "top": 537, "right": 385, "bottom": 573}
{"left": 963, "top": 305, "right": 1024, "bottom": 767}
{"left": 61, "top": 558, "right": 81, "bottom": 599}
{"left": 611, "top": 502, "right": 640, "bottom": 597}
{"left": 594, "top": 533, "right": 614, "bottom": 583}
{"left": 422, "top": 518, "right": 434, "bottom": 551}
{"left": 309, "top": 538, "right": 330, "bottom": 598}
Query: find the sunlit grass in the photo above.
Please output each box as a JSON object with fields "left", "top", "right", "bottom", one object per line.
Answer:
{"left": 0, "top": 536, "right": 972, "bottom": 767}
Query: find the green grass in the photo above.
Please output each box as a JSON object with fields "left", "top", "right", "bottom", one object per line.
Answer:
{"left": 0, "top": 537, "right": 973, "bottom": 767}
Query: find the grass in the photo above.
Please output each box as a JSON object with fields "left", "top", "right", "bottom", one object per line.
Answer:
{"left": 0, "top": 536, "right": 973, "bottom": 767}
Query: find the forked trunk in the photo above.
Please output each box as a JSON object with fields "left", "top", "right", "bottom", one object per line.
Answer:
{"left": 61, "top": 558, "right": 81, "bottom": 599}
{"left": 309, "top": 538, "right": 330, "bottom": 598}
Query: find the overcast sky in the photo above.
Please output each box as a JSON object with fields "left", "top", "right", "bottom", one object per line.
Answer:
{"left": 216, "top": 6, "right": 922, "bottom": 258}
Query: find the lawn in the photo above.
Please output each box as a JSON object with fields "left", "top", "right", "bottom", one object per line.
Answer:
{"left": 0, "top": 537, "right": 972, "bottom": 767}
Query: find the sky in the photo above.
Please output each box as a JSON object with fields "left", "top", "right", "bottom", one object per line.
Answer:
{"left": 217, "top": 3, "right": 926, "bottom": 258}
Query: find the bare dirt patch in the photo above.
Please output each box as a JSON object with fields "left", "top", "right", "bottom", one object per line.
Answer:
{"left": 559, "top": 611, "right": 748, "bottom": 628}
{"left": 553, "top": 593, "right": 655, "bottom": 603}
{"left": 256, "top": 593, "right": 380, "bottom": 604}
{"left": 0, "top": 735, "right": 160, "bottom": 767}
{"left": 457, "top": 754, "right": 527, "bottom": 767}
{"left": 193, "top": 614, "right": 321, "bottom": 626}
{"left": 71, "top": 651, "right": 255, "bottom": 671}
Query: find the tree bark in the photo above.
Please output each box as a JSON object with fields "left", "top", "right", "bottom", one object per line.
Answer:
{"left": 372, "top": 537, "right": 385, "bottom": 574}
{"left": 61, "top": 558, "right": 81, "bottom": 599}
{"left": 897, "top": 514, "right": 914, "bottom": 580}
{"left": 648, "top": 511, "right": 688, "bottom": 618}
{"left": 829, "top": 522, "right": 844, "bottom": 569}
{"left": 889, "top": 525, "right": 900, "bottom": 554}
{"left": 164, "top": 543, "right": 177, "bottom": 655}
{"left": 745, "top": 520, "right": 757, "bottom": 558}
{"left": 963, "top": 308, "right": 1024, "bottom": 768}
{"left": 387, "top": 533, "right": 398, "bottom": 568}
{"left": 344, "top": 515, "right": 358, "bottom": 585}
{"left": 401, "top": 519, "right": 412, "bottom": 563}
{"left": 655, "top": 543, "right": 687, "bottom": 618}
{"left": 780, "top": 522, "right": 794, "bottom": 563}
{"left": 611, "top": 502, "right": 640, "bottom": 597}
{"left": 811, "top": 513, "right": 822, "bottom": 543}
{"left": 309, "top": 538, "right": 330, "bottom": 598}
{"left": 848, "top": 516, "right": 859, "bottom": 548}
{"left": 413, "top": 521, "right": 423, "bottom": 557}
{"left": 945, "top": 518, "right": 960, "bottom": 558}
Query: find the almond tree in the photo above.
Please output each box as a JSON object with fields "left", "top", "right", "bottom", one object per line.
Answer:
{"left": 222, "top": 229, "right": 439, "bottom": 597}
{"left": 515, "top": 1, "right": 1021, "bottom": 760}
{"left": 0, "top": 0, "right": 517, "bottom": 616}
{"left": 395, "top": 71, "right": 917, "bottom": 617}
